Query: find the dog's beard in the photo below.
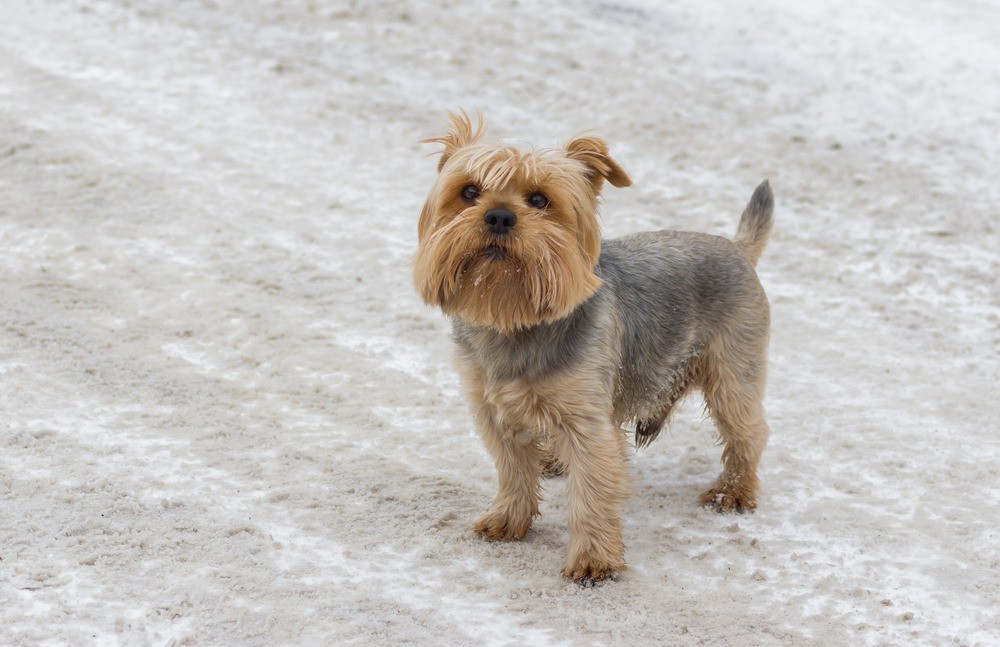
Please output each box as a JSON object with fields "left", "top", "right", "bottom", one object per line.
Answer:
{"left": 414, "top": 218, "right": 601, "bottom": 332}
{"left": 482, "top": 244, "right": 505, "bottom": 262}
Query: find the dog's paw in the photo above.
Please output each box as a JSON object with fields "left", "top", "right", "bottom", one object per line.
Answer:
{"left": 473, "top": 511, "right": 532, "bottom": 541}
{"left": 540, "top": 455, "right": 565, "bottom": 478}
{"left": 699, "top": 483, "right": 757, "bottom": 513}
{"left": 562, "top": 550, "right": 625, "bottom": 584}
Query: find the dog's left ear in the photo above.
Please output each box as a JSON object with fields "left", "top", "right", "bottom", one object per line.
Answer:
{"left": 422, "top": 110, "right": 487, "bottom": 172}
{"left": 565, "top": 136, "right": 632, "bottom": 191}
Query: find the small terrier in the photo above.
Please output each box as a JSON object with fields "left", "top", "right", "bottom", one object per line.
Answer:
{"left": 413, "top": 113, "right": 774, "bottom": 582}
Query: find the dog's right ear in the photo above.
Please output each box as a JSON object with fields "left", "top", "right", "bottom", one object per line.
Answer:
{"left": 421, "top": 111, "right": 487, "bottom": 172}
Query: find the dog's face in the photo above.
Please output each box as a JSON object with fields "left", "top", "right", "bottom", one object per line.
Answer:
{"left": 414, "top": 113, "right": 631, "bottom": 332}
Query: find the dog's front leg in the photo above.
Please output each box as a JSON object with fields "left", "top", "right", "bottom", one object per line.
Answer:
{"left": 457, "top": 359, "right": 541, "bottom": 541}
{"left": 472, "top": 411, "right": 542, "bottom": 541}
{"left": 551, "top": 407, "right": 631, "bottom": 582}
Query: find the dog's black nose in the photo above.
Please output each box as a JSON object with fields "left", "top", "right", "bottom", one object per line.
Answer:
{"left": 484, "top": 209, "right": 516, "bottom": 236}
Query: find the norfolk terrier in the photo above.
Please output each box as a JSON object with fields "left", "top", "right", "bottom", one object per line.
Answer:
{"left": 413, "top": 113, "right": 774, "bottom": 583}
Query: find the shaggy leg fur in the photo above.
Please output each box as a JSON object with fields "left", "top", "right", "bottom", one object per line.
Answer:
{"left": 459, "top": 365, "right": 543, "bottom": 540}
{"left": 473, "top": 424, "right": 543, "bottom": 540}
{"left": 554, "top": 417, "right": 630, "bottom": 581}
{"left": 542, "top": 374, "right": 631, "bottom": 582}
{"left": 698, "top": 340, "right": 769, "bottom": 512}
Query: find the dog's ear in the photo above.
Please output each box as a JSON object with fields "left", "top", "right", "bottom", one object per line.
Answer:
{"left": 564, "top": 135, "right": 632, "bottom": 191}
{"left": 422, "top": 111, "right": 487, "bottom": 172}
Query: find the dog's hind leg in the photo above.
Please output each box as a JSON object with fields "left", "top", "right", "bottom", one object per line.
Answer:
{"left": 698, "top": 337, "right": 769, "bottom": 512}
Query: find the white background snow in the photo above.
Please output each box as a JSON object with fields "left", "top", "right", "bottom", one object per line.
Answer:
{"left": 1, "top": 0, "right": 998, "bottom": 645}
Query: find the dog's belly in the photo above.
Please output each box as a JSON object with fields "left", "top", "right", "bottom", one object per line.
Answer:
{"left": 612, "top": 342, "right": 702, "bottom": 424}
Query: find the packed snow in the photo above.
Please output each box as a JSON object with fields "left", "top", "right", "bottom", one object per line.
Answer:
{"left": 1, "top": 0, "right": 998, "bottom": 645}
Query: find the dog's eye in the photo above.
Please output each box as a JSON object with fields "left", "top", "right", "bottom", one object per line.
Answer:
{"left": 527, "top": 192, "right": 549, "bottom": 209}
{"left": 461, "top": 184, "right": 480, "bottom": 201}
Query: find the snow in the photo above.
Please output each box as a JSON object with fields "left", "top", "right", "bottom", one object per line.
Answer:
{"left": 1, "top": 0, "right": 998, "bottom": 645}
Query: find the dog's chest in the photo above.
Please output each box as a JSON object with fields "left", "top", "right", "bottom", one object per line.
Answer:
{"left": 454, "top": 316, "right": 613, "bottom": 436}
{"left": 479, "top": 367, "right": 607, "bottom": 440}
{"left": 481, "top": 376, "right": 554, "bottom": 435}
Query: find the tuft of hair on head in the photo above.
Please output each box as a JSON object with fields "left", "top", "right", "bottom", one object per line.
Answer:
{"left": 421, "top": 110, "right": 487, "bottom": 172}
{"left": 564, "top": 135, "right": 632, "bottom": 192}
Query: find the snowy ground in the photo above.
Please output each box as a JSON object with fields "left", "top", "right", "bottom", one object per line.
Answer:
{"left": 2, "top": 0, "right": 998, "bottom": 645}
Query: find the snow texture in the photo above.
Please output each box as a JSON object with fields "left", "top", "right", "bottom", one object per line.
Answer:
{"left": 1, "top": 0, "right": 998, "bottom": 645}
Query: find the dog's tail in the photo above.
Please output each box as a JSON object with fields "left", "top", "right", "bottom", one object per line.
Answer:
{"left": 733, "top": 180, "right": 774, "bottom": 267}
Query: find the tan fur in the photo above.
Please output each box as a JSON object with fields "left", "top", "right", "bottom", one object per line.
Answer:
{"left": 696, "top": 336, "right": 769, "bottom": 512}
{"left": 414, "top": 114, "right": 630, "bottom": 333}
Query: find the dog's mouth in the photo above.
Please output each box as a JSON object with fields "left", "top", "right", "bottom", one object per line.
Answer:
{"left": 482, "top": 244, "right": 507, "bottom": 262}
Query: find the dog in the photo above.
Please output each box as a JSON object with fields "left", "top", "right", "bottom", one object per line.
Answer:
{"left": 413, "top": 112, "right": 773, "bottom": 583}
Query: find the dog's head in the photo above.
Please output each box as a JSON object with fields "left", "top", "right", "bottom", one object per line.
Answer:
{"left": 413, "top": 112, "right": 631, "bottom": 332}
